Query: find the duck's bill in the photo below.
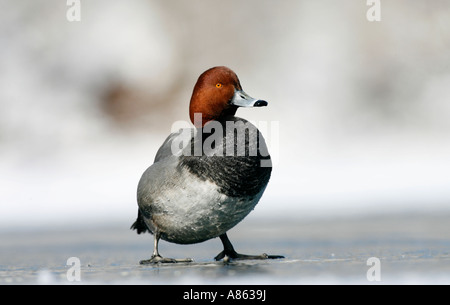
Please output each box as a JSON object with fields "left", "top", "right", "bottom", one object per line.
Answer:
{"left": 231, "top": 90, "right": 268, "bottom": 107}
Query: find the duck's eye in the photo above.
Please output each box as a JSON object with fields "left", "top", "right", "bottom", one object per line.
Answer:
{"left": 215, "top": 83, "right": 222, "bottom": 88}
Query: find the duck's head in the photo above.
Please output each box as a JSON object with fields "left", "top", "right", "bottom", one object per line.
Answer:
{"left": 189, "top": 66, "right": 268, "bottom": 128}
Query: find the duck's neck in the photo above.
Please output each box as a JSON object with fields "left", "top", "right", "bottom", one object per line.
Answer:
{"left": 190, "top": 107, "right": 238, "bottom": 128}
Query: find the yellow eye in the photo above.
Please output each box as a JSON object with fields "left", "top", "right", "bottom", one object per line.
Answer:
{"left": 215, "top": 83, "right": 222, "bottom": 88}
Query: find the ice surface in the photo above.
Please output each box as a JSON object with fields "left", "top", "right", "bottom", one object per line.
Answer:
{"left": 1, "top": 213, "right": 449, "bottom": 285}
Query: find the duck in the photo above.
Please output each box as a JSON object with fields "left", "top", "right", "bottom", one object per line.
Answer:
{"left": 131, "top": 66, "right": 284, "bottom": 263}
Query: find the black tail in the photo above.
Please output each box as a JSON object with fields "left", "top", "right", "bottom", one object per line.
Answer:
{"left": 130, "top": 210, "right": 149, "bottom": 234}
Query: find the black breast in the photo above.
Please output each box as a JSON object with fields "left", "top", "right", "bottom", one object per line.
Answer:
{"left": 178, "top": 117, "right": 272, "bottom": 198}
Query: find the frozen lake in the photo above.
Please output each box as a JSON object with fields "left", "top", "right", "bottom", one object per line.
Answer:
{"left": 1, "top": 212, "right": 450, "bottom": 285}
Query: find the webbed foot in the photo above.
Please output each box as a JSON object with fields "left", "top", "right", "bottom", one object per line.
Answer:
{"left": 214, "top": 249, "right": 283, "bottom": 261}
{"left": 140, "top": 255, "right": 193, "bottom": 265}
{"left": 139, "top": 232, "right": 193, "bottom": 264}
{"left": 214, "top": 233, "right": 284, "bottom": 262}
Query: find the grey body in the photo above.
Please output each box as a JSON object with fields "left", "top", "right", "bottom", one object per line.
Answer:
{"left": 136, "top": 117, "right": 271, "bottom": 245}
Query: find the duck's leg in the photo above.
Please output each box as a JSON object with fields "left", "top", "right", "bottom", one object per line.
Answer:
{"left": 214, "top": 233, "right": 284, "bottom": 262}
{"left": 139, "top": 232, "right": 193, "bottom": 264}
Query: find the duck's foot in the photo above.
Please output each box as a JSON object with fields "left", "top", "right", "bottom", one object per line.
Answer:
{"left": 139, "top": 231, "right": 194, "bottom": 264}
{"left": 214, "top": 233, "right": 284, "bottom": 262}
{"left": 139, "top": 255, "right": 193, "bottom": 265}
{"left": 214, "top": 249, "right": 284, "bottom": 262}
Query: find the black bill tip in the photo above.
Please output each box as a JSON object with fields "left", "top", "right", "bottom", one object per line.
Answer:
{"left": 253, "top": 100, "right": 268, "bottom": 107}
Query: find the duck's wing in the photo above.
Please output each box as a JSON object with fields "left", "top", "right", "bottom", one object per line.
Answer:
{"left": 132, "top": 128, "right": 195, "bottom": 235}
{"left": 154, "top": 128, "right": 195, "bottom": 163}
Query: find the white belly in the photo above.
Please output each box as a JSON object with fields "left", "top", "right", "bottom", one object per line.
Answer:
{"left": 137, "top": 158, "right": 265, "bottom": 244}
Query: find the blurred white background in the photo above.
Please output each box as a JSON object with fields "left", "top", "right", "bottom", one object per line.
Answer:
{"left": 1, "top": 0, "right": 450, "bottom": 230}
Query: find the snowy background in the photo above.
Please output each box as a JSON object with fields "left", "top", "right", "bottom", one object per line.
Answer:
{"left": 1, "top": 0, "right": 450, "bottom": 230}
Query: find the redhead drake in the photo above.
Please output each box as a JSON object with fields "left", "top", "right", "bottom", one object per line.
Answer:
{"left": 131, "top": 66, "right": 283, "bottom": 263}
